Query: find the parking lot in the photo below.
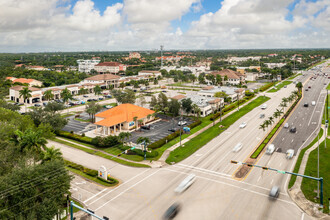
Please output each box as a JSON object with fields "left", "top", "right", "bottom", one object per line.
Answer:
{"left": 129, "top": 116, "right": 194, "bottom": 144}
{"left": 62, "top": 117, "right": 95, "bottom": 134}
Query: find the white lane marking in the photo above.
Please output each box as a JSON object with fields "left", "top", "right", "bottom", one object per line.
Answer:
{"left": 271, "top": 179, "right": 274, "bottom": 184}
{"left": 308, "top": 91, "right": 323, "bottom": 126}
{"left": 257, "top": 176, "right": 261, "bottom": 182}
{"left": 75, "top": 181, "right": 86, "bottom": 185}
{"left": 282, "top": 138, "right": 284, "bottom": 141}
{"left": 291, "top": 139, "right": 294, "bottom": 143}
{"left": 299, "top": 124, "right": 301, "bottom": 126}
{"left": 94, "top": 169, "right": 160, "bottom": 211}
{"left": 301, "top": 212, "right": 304, "bottom": 220}
{"left": 83, "top": 188, "right": 107, "bottom": 203}
{"left": 87, "top": 169, "right": 150, "bottom": 205}
{"left": 165, "top": 168, "right": 294, "bottom": 205}
{"left": 256, "top": 137, "right": 261, "bottom": 140}
{"left": 279, "top": 162, "right": 282, "bottom": 167}
{"left": 175, "top": 163, "right": 231, "bottom": 177}
{"left": 195, "top": 154, "right": 202, "bottom": 157}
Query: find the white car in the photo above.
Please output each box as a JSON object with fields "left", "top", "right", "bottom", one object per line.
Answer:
{"left": 261, "top": 104, "right": 267, "bottom": 109}
{"left": 174, "top": 174, "right": 196, "bottom": 193}
{"left": 178, "top": 121, "right": 187, "bottom": 126}
{"left": 284, "top": 123, "right": 289, "bottom": 128}
{"left": 239, "top": 122, "right": 247, "bottom": 128}
{"left": 286, "top": 149, "right": 294, "bottom": 159}
{"left": 233, "top": 143, "right": 243, "bottom": 152}
{"left": 311, "top": 101, "right": 316, "bottom": 106}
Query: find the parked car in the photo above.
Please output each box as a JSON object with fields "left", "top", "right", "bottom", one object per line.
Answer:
{"left": 233, "top": 143, "right": 243, "bottom": 152}
{"left": 98, "top": 97, "right": 104, "bottom": 100}
{"left": 83, "top": 95, "right": 89, "bottom": 98}
{"left": 269, "top": 186, "right": 280, "bottom": 199}
{"left": 34, "top": 103, "right": 41, "bottom": 107}
{"left": 105, "top": 105, "right": 113, "bottom": 109}
{"left": 284, "top": 123, "right": 289, "bottom": 128}
{"left": 286, "top": 149, "right": 294, "bottom": 159}
{"left": 163, "top": 203, "right": 181, "bottom": 220}
{"left": 174, "top": 174, "right": 196, "bottom": 194}
{"left": 178, "top": 121, "right": 187, "bottom": 126}
{"left": 168, "top": 128, "right": 177, "bottom": 132}
{"left": 104, "top": 95, "right": 112, "bottom": 99}
{"left": 239, "top": 122, "right": 247, "bottom": 128}
{"left": 141, "top": 125, "right": 151, "bottom": 130}
{"left": 290, "top": 126, "right": 296, "bottom": 133}
{"left": 42, "top": 102, "right": 48, "bottom": 106}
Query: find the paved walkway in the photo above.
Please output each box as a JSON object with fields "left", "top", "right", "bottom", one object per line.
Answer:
{"left": 288, "top": 125, "right": 329, "bottom": 219}
{"left": 158, "top": 94, "right": 261, "bottom": 163}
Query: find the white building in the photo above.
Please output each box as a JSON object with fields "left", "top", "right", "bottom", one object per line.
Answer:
{"left": 264, "top": 63, "right": 286, "bottom": 69}
{"left": 138, "top": 70, "right": 162, "bottom": 77}
{"left": 245, "top": 72, "right": 259, "bottom": 81}
{"left": 94, "top": 62, "right": 127, "bottom": 74}
{"left": 172, "top": 94, "right": 223, "bottom": 117}
{"left": 77, "top": 59, "right": 101, "bottom": 73}
{"left": 197, "top": 86, "right": 245, "bottom": 102}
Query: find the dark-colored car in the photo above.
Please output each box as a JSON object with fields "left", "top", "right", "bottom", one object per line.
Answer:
{"left": 308, "top": 86, "right": 311, "bottom": 89}
{"left": 34, "top": 103, "right": 41, "bottom": 107}
{"left": 163, "top": 203, "right": 180, "bottom": 220}
{"left": 304, "top": 103, "right": 309, "bottom": 107}
{"left": 290, "top": 127, "right": 296, "bottom": 133}
{"left": 83, "top": 95, "right": 89, "bottom": 98}
{"left": 98, "top": 97, "right": 104, "bottom": 100}
{"left": 305, "top": 88, "right": 308, "bottom": 91}
{"left": 104, "top": 95, "right": 112, "bottom": 99}
{"left": 168, "top": 128, "right": 177, "bottom": 132}
{"left": 141, "top": 125, "right": 151, "bottom": 130}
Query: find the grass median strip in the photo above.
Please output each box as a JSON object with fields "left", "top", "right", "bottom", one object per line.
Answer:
{"left": 267, "top": 81, "right": 292, "bottom": 93}
{"left": 165, "top": 96, "right": 270, "bottom": 164}
{"left": 301, "top": 137, "right": 329, "bottom": 213}
{"left": 53, "top": 138, "right": 150, "bottom": 168}
{"left": 288, "top": 128, "right": 324, "bottom": 189}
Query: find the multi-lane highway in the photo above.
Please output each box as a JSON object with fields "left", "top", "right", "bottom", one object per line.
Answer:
{"left": 55, "top": 61, "right": 330, "bottom": 220}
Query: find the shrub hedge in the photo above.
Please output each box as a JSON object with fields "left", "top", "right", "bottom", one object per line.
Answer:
{"left": 65, "top": 160, "right": 99, "bottom": 177}
{"left": 56, "top": 130, "right": 93, "bottom": 144}
{"left": 259, "top": 82, "right": 274, "bottom": 92}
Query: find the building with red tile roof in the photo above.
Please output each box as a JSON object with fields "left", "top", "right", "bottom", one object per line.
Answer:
{"left": 6, "top": 77, "right": 42, "bottom": 87}
{"left": 210, "top": 69, "right": 245, "bottom": 85}
{"left": 94, "top": 104, "right": 155, "bottom": 135}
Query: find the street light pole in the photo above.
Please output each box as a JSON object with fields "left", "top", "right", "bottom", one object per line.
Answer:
{"left": 317, "top": 131, "right": 320, "bottom": 198}
{"left": 179, "top": 110, "right": 182, "bottom": 147}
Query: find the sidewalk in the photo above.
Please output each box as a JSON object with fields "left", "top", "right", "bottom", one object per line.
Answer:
{"left": 158, "top": 94, "right": 261, "bottom": 163}
{"left": 288, "top": 126, "right": 329, "bottom": 219}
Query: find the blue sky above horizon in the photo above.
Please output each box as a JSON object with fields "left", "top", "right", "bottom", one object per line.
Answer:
{"left": 0, "top": 0, "right": 329, "bottom": 52}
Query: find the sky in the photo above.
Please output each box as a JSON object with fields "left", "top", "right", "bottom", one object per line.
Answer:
{"left": 0, "top": 0, "right": 329, "bottom": 52}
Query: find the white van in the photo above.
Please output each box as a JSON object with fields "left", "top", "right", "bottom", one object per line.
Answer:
{"left": 174, "top": 174, "right": 196, "bottom": 193}
{"left": 286, "top": 149, "right": 294, "bottom": 159}
{"left": 266, "top": 144, "right": 275, "bottom": 155}
{"left": 311, "top": 101, "right": 316, "bottom": 106}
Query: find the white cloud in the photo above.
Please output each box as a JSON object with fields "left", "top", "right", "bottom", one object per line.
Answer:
{"left": 0, "top": 0, "right": 329, "bottom": 52}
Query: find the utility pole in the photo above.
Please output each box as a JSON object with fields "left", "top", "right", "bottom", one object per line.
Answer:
{"left": 317, "top": 132, "right": 320, "bottom": 198}
{"left": 179, "top": 109, "right": 182, "bottom": 147}
{"left": 160, "top": 45, "right": 164, "bottom": 69}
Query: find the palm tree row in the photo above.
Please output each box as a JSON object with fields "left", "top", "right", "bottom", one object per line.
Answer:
{"left": 259, "top": 90, "right": 298, "bottom": 132}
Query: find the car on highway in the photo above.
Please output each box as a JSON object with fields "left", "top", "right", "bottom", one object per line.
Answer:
{"left": 261, "top": 104, "right": 267, "bottom": 109}
{"left": 174, "top": 174, "right": 196, "bottom": 193}
{"left": 178, "top": 121, "right": 187, "bottom": 126}
{"left": 286, "top": 149, "right": 294, "bottom": 159}
{"left": 239, "top": 122, "right": 247, "bottom": 128}
{"left": 266, "top": 144, "right": 275, "bottom": 155}
{"left": 312, "top": 101, "right": 316, "bottom": 106}
{"left": 284, "top": 123, "right": 289, "bottom": 128}
{"left": 259, "top": 114, "right": 265, "bottom": 119}
{"left": 163, "top": 203, "right": 181, "bottom": 220}
{"left": 304, "top": 103, "right": 309, "bottom": 107}
{"left": 290, "top": 126, "right": 296, "bottom": 133}
{"left": 305, "top": 88, "right": 308, "bottom": 91}
{"left": 233, "top": 143, "right": 243, "bottom": 152}
{"left": 308, "top": 86, "right": 311, "bottom": 89}
{"left": 269, "top": 186, "right": 280, "bottom": 199}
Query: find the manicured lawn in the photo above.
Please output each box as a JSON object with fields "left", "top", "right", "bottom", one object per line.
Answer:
{"left": 53, "top": 138, "right": 150, "bottom": 167}
{"left": 301, "top": 138, "right": 330, "bottom": 212}
{"left": 288, "top": 73, "right": 302, "bottom": 80}
{"left": 66, "top": 167, "right": 118, "bottom": 187}
{"left": 288, "top": 128, "right": 324, "bottom": 188}
{"left": 165, "top": 96, "right": 270, "bottom": 164}
{"left": 74, "top": 118, "right": 91, "bottom": 123}
{"left": 327, "top": 83, "right": 330, "bottom": 90}
{"left": 61, "top": 113, "right": 75, "bottom": 118}
{"left": 267, "top": 81, "right": 292, "bottom": 93}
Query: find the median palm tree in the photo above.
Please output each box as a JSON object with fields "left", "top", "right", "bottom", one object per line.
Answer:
{"left": 43, "top": 90, "right": 54, "bottom": 101}
{"left": 259, "top": 123, "right": 266, "bottom": 132}
{"left": 279, "top": 102, "right": 287, "bottom": 112}
{"left": 41, "top": 146, "right": 63, "bottom": 164}
{"left": 19, "top": 86, "right": 32, "bottom": 112}
{"left": 291, "top": 90, "right": 298, "bottom": 98}
{"left": 268, "top": 116, "right": 274, "bottom": 127}
{"left": 264, "top": 120, "right": 270, "bottom": 132}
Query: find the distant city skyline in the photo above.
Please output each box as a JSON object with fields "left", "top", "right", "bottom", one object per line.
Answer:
{"left": 0, "top": 0, "right": 329, "bottom": 52}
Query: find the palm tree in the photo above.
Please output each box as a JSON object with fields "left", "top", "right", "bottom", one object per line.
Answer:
{"left": 279, "top": 102, "right": 287, "bottom": 112}
{"left": 292, "top": 90, "right": 298, "bottom": 98}
{"left": 259, "top": 123, "right": 266, "bottom": 132}
{"left": 268, "top": 116, "right": 274, "bottom": 127}
{"left": 275, "top": 108, "right": 283, "bottom": 117}
{"left": 86, "top": 102, "right": 102, "bottom": 123}
{"left": 13, "top": 129, "right": 47, "bottom": 154}
{"left": 191, "top": 103, "right": 200, "bottom": 120}
{"left": 60, "top": 88, "right": 72, "bottom": 105}
{"left": 94, "top": 85, "right": 102, "bottom": 98}
{"left": 118, "top": 132, "right": 126, "bottom": 145}
{"left": 133, "top": 116, "right": 138, "bottom": 131}
{"left": 43, "top": 90, "right": 54, "bottom": 101}
{"left": 137, "top": 136, "right": 151, "bottom": 159}
{"left": 138, "top": 119, "right": 143, "bottom": 127}
{"left": 41, "top": 146, "right": 63, "bottom": 164}
{"left": 264, "top": 120, "right": 270, "bottom": 131}
{"left": 19, "top": 87, "right": 32, "bottom": 112}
